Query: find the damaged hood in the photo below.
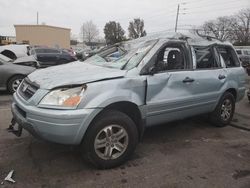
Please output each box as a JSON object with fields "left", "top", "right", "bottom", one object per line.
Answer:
{"left": 28, "top": 61, "right": 126, "bottom": 89}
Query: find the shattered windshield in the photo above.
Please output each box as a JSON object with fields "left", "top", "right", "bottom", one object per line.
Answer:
{"left": 84, "top": 39, "right": 158, "bottom": 70}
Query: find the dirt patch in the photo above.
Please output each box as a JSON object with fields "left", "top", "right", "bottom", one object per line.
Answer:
{"left": 233, "top": 170, "right": 250, "bottom": 180}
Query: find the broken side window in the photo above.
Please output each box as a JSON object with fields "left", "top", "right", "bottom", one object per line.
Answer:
{"left": 193, "top": 46, "right": 220, "bottom": 69}
{"left": 216, "top": 46, "right": 240, "bottom": 68}
{"left": 155, "top": 46, "right": 185, "bottom": 72}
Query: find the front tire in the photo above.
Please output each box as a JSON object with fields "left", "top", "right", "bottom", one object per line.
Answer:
{"left": 7, "top": 75, "right": 24, "bottom": 93}
{"left": 210, "top": 92, "right": 235, "bottom": 127}
{"left": 82, "top": 110, "right": 138, "bottom": 169}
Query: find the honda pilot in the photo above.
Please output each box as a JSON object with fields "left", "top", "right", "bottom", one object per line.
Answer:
{"left": 10, "top": 32, "right": 246, "bottom": 168}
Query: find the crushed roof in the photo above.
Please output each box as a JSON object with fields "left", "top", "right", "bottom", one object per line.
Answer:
{"left": 134, "top": 31, "right": 231, "bottom": 46}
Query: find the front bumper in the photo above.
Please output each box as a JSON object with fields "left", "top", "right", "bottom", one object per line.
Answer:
{"left": 11, "top": 93, "right": 101, "bottom": 145}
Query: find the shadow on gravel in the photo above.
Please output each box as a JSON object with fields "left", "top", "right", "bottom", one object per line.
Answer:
{"left": 1, "top": 116, "right": 216, "bottom": 174}
{"left": 0, "top": 90, "right": 10, "bottom": 96}
{"left": 230, "top": 123, "right": 250, "bottom": 131}
{"left": 0, "top": 91, "right": 12, "bottom": 107}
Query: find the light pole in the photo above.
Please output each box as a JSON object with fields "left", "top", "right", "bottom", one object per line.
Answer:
{"left": 175, "top": 4, "right": 180, "bottom": 32}
{"left": 37, "top": 11, "right": 39, "bottom": 25}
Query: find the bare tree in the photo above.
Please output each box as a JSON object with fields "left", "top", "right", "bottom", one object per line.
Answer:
{"left": 80, "top": 21, "right": 99, "bottom": 43}
{"left": 197, "top": 9, "right": 250, "bottom": 45}
{"left": 231, "top": 9, "right": 250, "bottom": 45}
{"left": 128, "top": 18, "right": 147, "bottom": 39}
{"left": 201, "top": 16, "right": 234, "bottom": 41}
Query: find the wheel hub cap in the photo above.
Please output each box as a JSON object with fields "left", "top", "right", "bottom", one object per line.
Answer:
{"left": 94, "top": 125, "right": 128, "bottom": 160}
{"left": 221, "top": 99, "right": 232, "bottom": 121}
{"left": 12, "top": 79, "right": 22, "bottom": 92}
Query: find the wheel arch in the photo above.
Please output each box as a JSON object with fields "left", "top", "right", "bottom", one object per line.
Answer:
{"left": 103, "top": 101, "right": 145, "bottom": 140}
{"left": 81, "top": 101, "right": 145, "bottom": 144}
{"left": 225, "top": 88, "right": 237, "bottom": 99}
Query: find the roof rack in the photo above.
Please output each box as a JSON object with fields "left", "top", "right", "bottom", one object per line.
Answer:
{"left": 196, "top": 30, "right": 224, "bottom": 42}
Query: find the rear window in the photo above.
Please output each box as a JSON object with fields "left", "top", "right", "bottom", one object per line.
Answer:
{"left": 216, "top": 46, "right": 240, "bottom": 68}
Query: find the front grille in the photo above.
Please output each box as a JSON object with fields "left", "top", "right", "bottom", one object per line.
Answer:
{"left": 18, "top": 78, "right": 39, "bottom": 100}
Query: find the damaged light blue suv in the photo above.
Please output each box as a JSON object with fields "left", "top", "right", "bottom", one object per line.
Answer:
{"left": 10, "top": 32, "right": 246, "bottom": 168}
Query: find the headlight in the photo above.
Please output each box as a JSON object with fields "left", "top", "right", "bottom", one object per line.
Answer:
{"left": 39, "top": 86, "right": 86, "bottom": 108}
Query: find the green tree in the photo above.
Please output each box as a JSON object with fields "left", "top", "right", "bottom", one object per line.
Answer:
{"left": 128, "top": 18, "right": 147, "bottom": 39}
{"left": 104, "top": 21, "right": 126, "bottom": 45}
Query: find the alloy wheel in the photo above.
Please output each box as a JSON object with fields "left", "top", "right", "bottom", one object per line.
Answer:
{"left": 94, "top": 124, "right": 129, "bottom": 160}
{"left": 12, "top": 79, "right": 23, "bottom": 92}
{"left": 220, "top": 99, "right": 232, "bottom": 121}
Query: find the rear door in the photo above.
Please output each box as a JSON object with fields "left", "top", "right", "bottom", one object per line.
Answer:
{"left": 44, "top": 49, "right": 59, "bottom": 66}
{"left": 36, "top": 49, "right": 59, "bottom": 67}
{"left": 190, "top": 45, "right": 228, "bottom": 108}
{"left": 216, "top": 45, "right": 246, "bottom": 101}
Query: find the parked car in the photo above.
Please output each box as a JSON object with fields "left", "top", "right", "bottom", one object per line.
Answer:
{"left": 74, "top": 49, "right": 93, "bottom": 61}
{"left": 13, "top": 55, "right": 40, "bottom": 68}
{"left": 0, "top": 54, "right": 35, "bottom": 93}
{"left": 10, "top": 32, "right": 246, "bottom": 168}
{"left": 29, "top": 47, "right": 77, "bottom": 68}
{"left": 235, "top": 49, "right": 250, "bottom": 75}
{"left": 0, "top": 44, "right": 30, "bottom": 60}
{"left": 62, "top": 48, "right": 76, "bottom": 57}
{"left": 0, "top": 53, "right": 40, "bottom": 68}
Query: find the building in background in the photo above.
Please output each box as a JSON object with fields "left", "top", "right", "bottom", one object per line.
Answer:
{"left": 14, "top": 25, "right": 70, "bottom": 48}
{"left": 0, "top": 26, "right": 16, "bottom": 45}
{"left": 0, "top": 36, "right": 16, "bottom": 45}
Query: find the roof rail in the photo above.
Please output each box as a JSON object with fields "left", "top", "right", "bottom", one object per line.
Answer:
{"left": 196, "top": 30, "right": 224, "bottom": 42}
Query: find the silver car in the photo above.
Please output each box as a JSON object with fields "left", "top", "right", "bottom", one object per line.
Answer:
{"left": 10, "top": 32, "right": 246, "bottom": 168}
{"left": 0, "top": 54, "right": 35, "bottom": 93}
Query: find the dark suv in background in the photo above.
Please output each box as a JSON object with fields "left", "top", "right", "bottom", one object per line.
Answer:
{"left": 30, "top": 47, "right": 77, "bottom": 68}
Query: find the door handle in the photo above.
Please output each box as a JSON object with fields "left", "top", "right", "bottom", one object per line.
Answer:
{"left": 183, "top": 77, "right": 195, "bottom": 83}
{"left": 218, "top": 75, "right": 226, "bottom": 80}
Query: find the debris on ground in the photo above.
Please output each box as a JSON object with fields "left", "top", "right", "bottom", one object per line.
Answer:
{"left": 4, "top": 170, "right": 15, "bottom": 183}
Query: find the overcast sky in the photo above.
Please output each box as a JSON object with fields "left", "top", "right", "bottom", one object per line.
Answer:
{"left": 0, "top": 0, "right": 249, "bottom": 39}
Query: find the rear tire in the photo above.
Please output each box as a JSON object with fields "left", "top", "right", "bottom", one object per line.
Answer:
{"left": 210, "top": 92, "right": 235, "bottom": 127}
{"left": 7, "top": 75, "right": 24, "bottom": 93}
{"left": 82, "top": 110, "right": 138, "bottom": 169}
